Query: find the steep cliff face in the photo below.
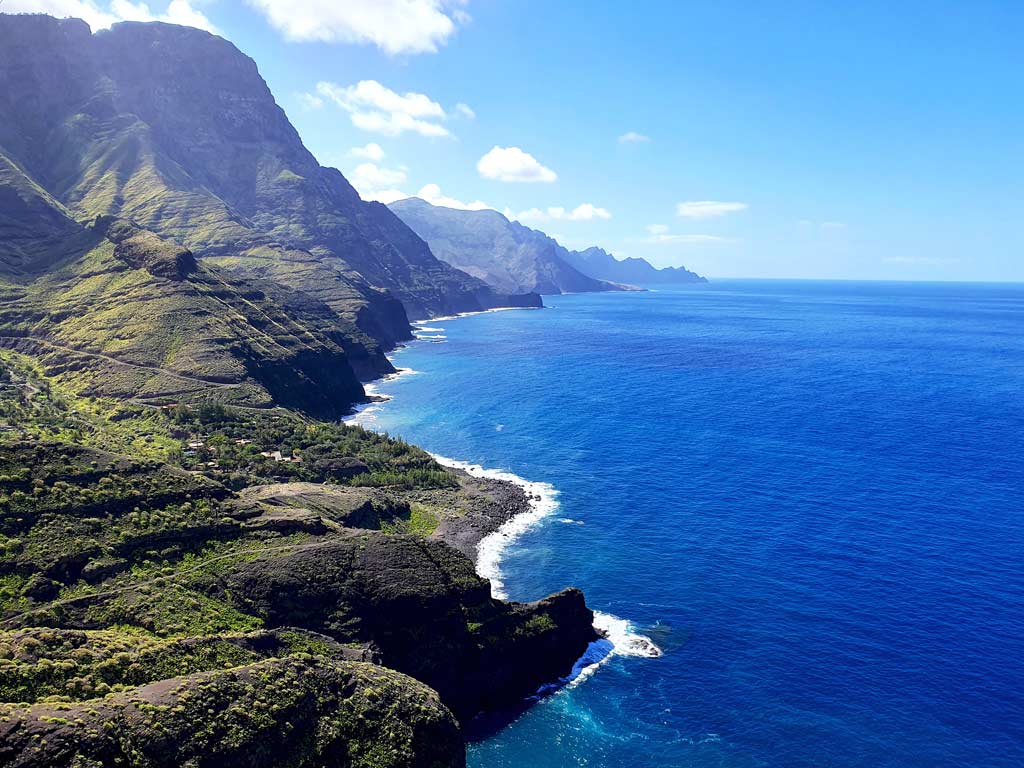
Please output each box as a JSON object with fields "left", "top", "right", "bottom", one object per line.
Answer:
{"left": 0, "top": 193, "right": 367, "bottom": 416}
{"left": 0, "top": 15, "right": 600, "bottom": 764}
{"left": 389, "top": 198, "right": 624, "bottom": 295}
{"left": 0, "top": 15, "right": 537, "bottom": 353}
{"left": 563, "top": 245, "right": 706, "bottom": 285}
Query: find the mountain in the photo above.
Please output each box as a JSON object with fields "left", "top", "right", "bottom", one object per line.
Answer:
{"left": 562, "top": 246, "right": 706, "bottom": 285}
{"left": 0, "top": 15, "right": 539, "bottom": 379}
{"left": 0, "top": 172, "right": 366, "bottom": 417}
{"left": 389, "top": 197, "right": 627, "bottom": 295}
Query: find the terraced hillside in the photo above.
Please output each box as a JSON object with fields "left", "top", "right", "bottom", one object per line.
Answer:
{"left": 0, "top": 178, "right": 367, "bottom": 416}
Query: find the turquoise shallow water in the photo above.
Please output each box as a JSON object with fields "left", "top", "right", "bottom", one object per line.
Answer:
{"left": 353, "top": 280, "right": 1024, "bottom": 768}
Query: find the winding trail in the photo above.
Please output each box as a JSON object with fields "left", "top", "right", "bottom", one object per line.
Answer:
{"left": 0, "top": 336, "right": 243, "bottom": 389}
{"left": 0, "top": 537, "right": 347, "bottom": 629}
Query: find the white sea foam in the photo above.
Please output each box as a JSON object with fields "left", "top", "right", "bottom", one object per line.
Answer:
{"left": 350, "top": 307, "right": 662, "bottom": 680}
{"left": 593, "top": 611, "right": 663, "bottom": 658}
{"left": 428, "top": 454, "right": 559, "bottom": 600}
{"left": 430, "top": 454, "right": 662, "bottom": 669}
{"left": 562, "top": 612, "right": 663, "bottom": 689}
{"left": 428, "top": 305, "right": 540, "bottom": 322}
{"left": 345, "top": 367, "right": 419, "bottom": 425}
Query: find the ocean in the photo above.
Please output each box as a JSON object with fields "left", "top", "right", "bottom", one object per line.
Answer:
{"left": 351, "top": 280, "right": 1024, "bottom": 768}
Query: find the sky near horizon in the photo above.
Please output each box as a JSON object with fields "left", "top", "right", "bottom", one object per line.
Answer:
{"left": 9, "top": 0, "right": 1024, "bottom": 281}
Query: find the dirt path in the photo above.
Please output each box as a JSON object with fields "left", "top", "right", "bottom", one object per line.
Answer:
{"left": 0, "top": 336, "right": 243, "bottom": 389}
{"left": 0, "top": 538, "right": 347, "bottom": 628}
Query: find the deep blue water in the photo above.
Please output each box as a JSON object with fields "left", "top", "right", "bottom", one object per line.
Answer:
{"left": 354, "top": 280, "right": 1024, "bottom": 768}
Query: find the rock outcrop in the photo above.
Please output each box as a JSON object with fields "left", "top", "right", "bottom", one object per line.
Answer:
{"left": 207, "top": 533, "right": 598, "bottom": 720}
{"left": 0, "top": 655, "right": 464, "bottom": 768}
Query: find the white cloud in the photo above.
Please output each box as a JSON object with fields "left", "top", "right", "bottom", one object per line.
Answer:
{"left": 648, "top": 234, "right": 730, "bottom": 244}
{"left": 477, "top": 146, "right": 557, "bottom": 183}
{"left": 511, "top": 203, "right": 611, "bottom": 223}
{"left": 562, "top": 203, "right": 611, "bottom": 221}
{"left": 348, "top": 162, "right": 410, "bottom": 202}
{"left": 350, "top": 162, "right": 407, "bottom": 190}
{"left": 618, "top": 131, "right": 651, "bottom": 144}
{"left": 314, "top": 80, "right": 452, "bottom": 138}
{"left": 365, "top": 188, "right": 414, "bottom": 204}
{"left": 4, "top": 0, "right": 116, "bottom": 29}
{"left": 6, "top": 0, "right": 215, "bottom": 32}
{"left": 511, "top": 207, "right": 547, "bottom": 222}
{"left": 646, "top": 224, "right": 669, "bottom": 235}
{"left": 454, "top": 103, "right": 476, "bottom": 119}
{"left": 298, "top": 92, "right": 324, "bottom": 110}
{"left": 247, "top": 0, "right": 469, "bottom": 54}
{"left": 676, "top": 201, "right": 748, "bottom": 219}
{"left": 348, "top": 142, "right": 386, "bottom": 161}
{"left": 110, "top": 0, "right": 217, "bottom": 31}
{"left": 416, "top": 183, "right": 490, "bottom": 211}
{"left": 349, "top": 169, "right": 491, "bottom": 211}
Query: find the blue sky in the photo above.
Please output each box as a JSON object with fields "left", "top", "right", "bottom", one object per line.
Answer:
{"left": 14, "top": 0, "right": 1024, "bottom": 280}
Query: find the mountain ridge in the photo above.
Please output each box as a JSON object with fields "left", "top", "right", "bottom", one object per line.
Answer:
{"left": 389, "top": 196, "right": 629, "bottom": 295}
{"left": 562, "top": 245, "right": 706, "bottom": 285}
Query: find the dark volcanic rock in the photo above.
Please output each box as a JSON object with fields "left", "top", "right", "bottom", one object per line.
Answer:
{"left": 99, "top": 216, "right": 197, "bottom": 280}
{"left": 0, "top": 656, "right": 464, "bottom": 768}
{"left": 236, "top": 483, "right": 407, "bottom": 530}
{"left": 207, "top": 533, "right": 599, "bottom": 720}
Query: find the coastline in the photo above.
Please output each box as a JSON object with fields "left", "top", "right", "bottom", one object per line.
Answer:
{"left": 349, "top": 310, "right": 663, "bottom": 667}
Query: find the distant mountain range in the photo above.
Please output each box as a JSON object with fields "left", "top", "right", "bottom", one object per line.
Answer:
{"left": 389, "top": 198, "right": 704, "bottom": 295}
{"left": 562, "top": 246, "right": 705, "bottom": 285}
{"left": 389, "top": 198, "right": 623, "bottom": 295}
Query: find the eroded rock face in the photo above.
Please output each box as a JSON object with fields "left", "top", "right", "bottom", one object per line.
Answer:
{"left": 0, "top": 656, "right": 465, "bottom": 768}
{"left": 99, "top": 217, "right": 197, "bottom": 281}
{"left": 0, "top": 208, "right": 367, "bottom": 416}
{"left": 205, "top": 534, "right": 599, "bottom": 720}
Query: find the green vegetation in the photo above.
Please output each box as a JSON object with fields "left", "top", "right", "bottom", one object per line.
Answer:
{"left": 382, "top": 504, "right": 440, "bottom": 536}
{"left": 0, "top": 14, "right": 596, "bottom": 765}
{"left": 166, "top": 401, "right": 458, "bottom": 490}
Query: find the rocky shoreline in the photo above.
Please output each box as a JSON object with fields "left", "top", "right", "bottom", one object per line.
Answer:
{"left": 423, "top": 467, "right": 535, "bottom": 561}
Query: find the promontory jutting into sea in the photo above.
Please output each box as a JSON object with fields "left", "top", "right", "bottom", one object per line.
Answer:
{"left": 0, "top": 4, "right": 1021, "bottom": 768}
